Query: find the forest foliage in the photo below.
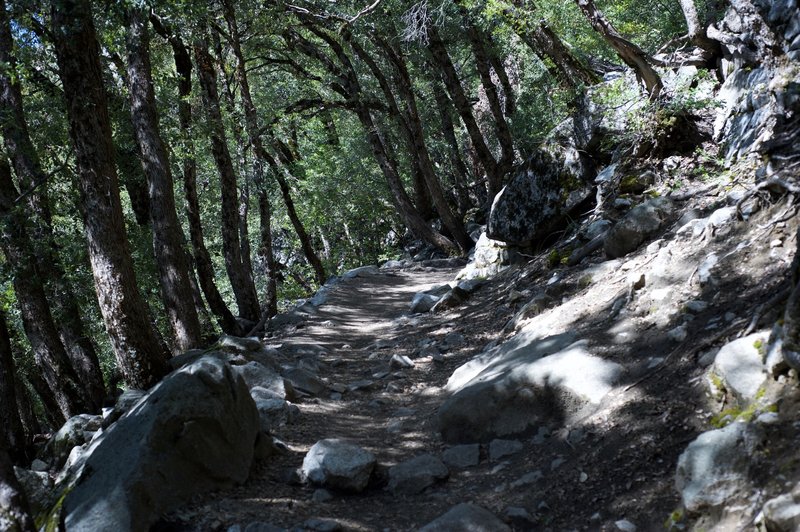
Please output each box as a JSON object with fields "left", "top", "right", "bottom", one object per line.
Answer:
{"left": 0, "top": 0, "right": 718, "bottom": 453}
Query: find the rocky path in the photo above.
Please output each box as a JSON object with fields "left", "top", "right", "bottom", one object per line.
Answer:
{"left": 164, "top": 263, "right": 506, "bottom": 531}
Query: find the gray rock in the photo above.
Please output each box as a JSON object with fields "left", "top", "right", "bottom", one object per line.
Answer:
{"left": 710, "top": 330, "right": 770, "bottom": 403}
{"left": 312, "top": 488, "right": 334, "bottom": 503}
{"left": 46, "top": 414, "right": 102, "bottom": 467}
{"left": 63, "top": 356, "right": 260, "bottom": 532}
{"left": 441, "top": 444, "right": 480, "bottom": 469}
{"left": 603, "top": 198, "right": 673, "bottom": 258}
{"left": 685, "top": 300, "right": 709, "bottom": 313}
{"left": 457, "top": 233, "right": 510, "bottom": 280}
{"left": 504, "top": 506, "right": 537, "bottom": 528}
{"left": 615, "top": 519, "right": 637, "bottom": 532}
{"left": 510, "top": 471, "right": 543, "bottom": 488}
{"left": 585, "top": 219, "right": 612, "bottom": 240}
{"left": 250, "top": 387, "right": 293, "bottom": 431}
{"left": 506, "top": 294, "right": 552, "bottom": 331}
{"left": 675, "top": 422, "right": 764, "bottom": 512}
{"left": 219, "top": 334, "right": 263, "bottom": 352}
{"left": 456, "top": 279, "right": 484, "bottom": 294}
{"left": 387, "top": 454, "right": 449, "bottom": 494}
{"left": 242, "top": 523, "right": 285, "bottom": 532}
{"left": 282, "top": 368, "right": 327, "bottom": 397}
{"left": 390, "top": 354, "right": 414, "bottom": 369}
{"left": 489, "top": 439, "right": 523, "bottom": 461}
{"left": 419, "top": 503, "right": 511, "bottom": 532}
{"left": 30, "top": 459, "right": 48, "bottom": 472}
{"left": 438, "top": 332, "right": 623, "bottom": 442}
{"left": 410, "top": 292, "right": 441, "bottom": 313}
{"left": 14, "top": 467, "right": 53, "bottom": 516}
{"left": 487, "top": 151, "right": 592, "bottom": 246}
{"left": 442, "top": 332, "right": 466, "bottom": 349}
{"left": 233, "top": 362, "right": 286, "bottom": 394}
{"left": 431, "top": 287, "right": 469, "bottom": 313}
{"left": 708, "top": 206, "right": 737, "bottom": 228}
{"left": 302, "top": 518, "right": 342, "bottom": 531}
{"left": 698, "top": 253, "right": 719, "bottom": 285}
{"left": 667, "top": 324, "right": 688, "bottom": 342}
{"left": 342, "top": 265, "right": 378, "bottom": 279}
{"left": 301, "top": 439, "right": 376, "bottom": 492}
{"left": 763, "top": 487, "right": 800, "bottom": 532}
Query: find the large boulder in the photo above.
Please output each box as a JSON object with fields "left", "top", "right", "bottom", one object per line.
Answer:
{"left": 603, "top": 198, "right": 673, "bottom": 258}
{"left": 301, "top": 439, "right": 376, "bottom": 493}
{"left": 457, "top": 232, "right": 510, "bottom": 280}
{"left": 419, "top": 503, "right": 511, "bottom": 532}
{"left": 487, "top": 151, "right": 593, "bottom": 247}
{"left": 675, "top": 421, "right": 764, "bottom": 513}
{"left": 62, "top": 356, "right": 260, "bottom": 532}
{"left": 45, "top": 414, "right": 102, "bottom": 469}
{"left": 438, "top": 331, "right": 623, "bottom": 442}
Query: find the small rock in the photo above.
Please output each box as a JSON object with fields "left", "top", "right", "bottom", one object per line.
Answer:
{"left": 668, "top": 325, "right": 688, "bottom": 342}
{"left": 283, "top": 368, "right": 327, "bottom": 397}
{"left": 532, "top": 426, "right": 550, "bottom": 445}
{"left": 698, "top": 253, "right": 719, "bottom": 285}
{"left": 579, "top": 471, "right": 588, "bottom": 483}
{"left": 551, "top": 457, "right": 565, "bottom": 470}
{"left": 489, "top": 439, "right": 523, "bottom": 461}
{"left": 432, "top": 353, "right": 445, "bottom": 363}
{"left": 771, "top": 239, "right": 783, "bottom": 248}
{"left": 387, "top": 454, "right": 449, "bottom": 494}
{"left": 348, "top": 380, "right": 374, "bottom": 392}
{"left": 442, "top": 444, "right": 480, "bottom": 469}
{"left": 504, "top": 506, "right": 537, "bottom": 528}
{"left": 510, "top": 471, "right": 543, "bottom": 488}
{"left": 710, "top": 330, "right": 769, "bottom": 402}
{"left": 219, "top": 334, "right": 263, "bottom": 352}
{"left": 763, "top": 486, "right": 800, "bottom": 531}
{"left": 615, "top": 519, "right": 637, "bottom": 532}
{"left": 419, "top": 503, "right": 510, "bottom": 532}
{"left": 410, "top": 293, "right": 441, "bottom": 314}
{"left": 302, "top": 518, "right": 341, "bottom": 531}
{"left": 442, "top": 332, "right": 466, "bottom": 349}
{"left": 301, "top": 439, "right": 376, "bottom": 493}
{"left": 30, "top": 459, "right": 48, "bottom": 472}
{"left": 312, "top": 489, "right": 334, "bottom": 503}
{"left": 390, "top": 355, "right": 414, "bottom": 369}
{"left": 685, "top": 300, "right": 709, "bottom": 313}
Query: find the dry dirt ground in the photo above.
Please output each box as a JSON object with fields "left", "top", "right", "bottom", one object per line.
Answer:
{"left": 161, "top": 184, "right": 800, "bottom": 531}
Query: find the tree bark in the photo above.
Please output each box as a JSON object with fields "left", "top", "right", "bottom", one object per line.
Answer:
{"left": 0, "top": 160, "right": 89, "bottom": 422}
{"left": 220, "top": 0, "right": 283, "bottom": 308}
{"left": 575, "top": 0, "right": 663, "bottom": 99}
{"left": 0, "top": 311, "right": 28, "bottom": 463}
{"left": 678, "top": 0, "right": 722, "bottom": 63}
{"left": 193, "top": 33, "right": 261, "bottom": 323}
{"left": 300, "top": 25, "right": 458, "bottom": 253}
{"left": 427, "top": 25, "right": 504, "bottom": 202}
{"left": 51, "top": 0, "right": 170, "bottom": 389}
{"left": 0, "top": 447, "right": 34, "bottom": 532}
{"left": 370, "top": 36, "right": 473, "bottom": 251}
{"left": 0, "top": 1, "right": 106, "bottom": 410}
{"left": 125, "top": 7, "right": 202, "bottom": 352}
{"left": 149, "top": 16, "right": 240, "bottom": 335}
{"left": 433, "top": 87, "right": 475, "bottom": 214}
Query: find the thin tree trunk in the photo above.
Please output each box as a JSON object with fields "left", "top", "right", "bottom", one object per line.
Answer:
{"left": 193, "top": 34, "right": 260, "bottom": 322}
{"left": 0, "top": 311, "right": 28, "bottom": 463}
{"left": 222, "top": 0, "right": 305, "bottom": 299}
{"left": 678, "top": 0, "right": 722, "bottom": 62}
{"left": 149, "top": 16, "right": 240, "bottom": 335}
{"left": 0, "top": 447, "right": 35, "bottom": 532}
{"left": 0, "top": 160, "right": 88, "bottom": 422}
{"left": 575, "top": 0, "right": 662, "bottom": 99}
{"left": 13, "top": 380, "right": 39, "bottom": 450}
{"left": 460, "top": 16, "right": 515, "bottom": 184}
{"left": 427, "top": 25, "right": 504, "bottom": 202}
{"left": 433, "top": 87, "right": 474, "bottom": 214}
{"left": 125, "top": 6, "right": 202, "bottom": 352}
{"left": 51, "top": 0, "right": 170, "bottom": 389}
{"left": 370, "top": 36, "right": 473, "bottom": 251}
{"left": 0, "top": 2, "right": 105, "bottom": 410}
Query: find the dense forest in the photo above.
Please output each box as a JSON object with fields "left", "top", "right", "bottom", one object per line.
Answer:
{"left": 1, "top": 0, "right": 798, "bottom": 528}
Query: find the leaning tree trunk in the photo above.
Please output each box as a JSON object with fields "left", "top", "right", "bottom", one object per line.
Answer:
{"left": 368, "top": 35, "right": 473, "bottom": 251}
{"left": 51, "top": 0, "right": 170, "bottom": 389}
{"left": 0, "top": 160, "right": 89, "bottom": 422}
{"left": 0, "top": 447, "right": 34, "bottom": 532}
{"left": 0, "top": 311, "right": 28, "bottom": 463}
{"left": 0, "top": 1, "right": 105, "bottom": 410}
{"left": 575, "top": 0, "right": 663, "bottom": 99}
{"left": 125, "top": 6, "right": 202, "bottom": 352}
{"left": 427, "top": 25, "right": 504, "bottom": 203}
{"left": 149, "top": 15, "right": 240, "bottom": 335}
{"left": 678, "top": 0, "right": 722, "bottom": 64}
{"left": 193, "top": 34, "right": 260, "bottom": 323}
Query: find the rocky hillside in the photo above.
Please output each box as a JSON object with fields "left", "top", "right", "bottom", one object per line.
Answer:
{"left": 10, "top": 1, "right": 800, "bottom": 531}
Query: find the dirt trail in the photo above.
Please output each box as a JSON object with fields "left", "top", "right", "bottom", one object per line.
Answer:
{"left": 166, "top": 263, "right": 490, "bottom": 531}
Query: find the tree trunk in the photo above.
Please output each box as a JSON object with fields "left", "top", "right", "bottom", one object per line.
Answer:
{"left": 678, "top": 0, "right": 722, "bottom": 63}
{"left": 0, "top": 1, "right": 106, "bottom": 410}
{"left": 371, "top": 36, "right": 473, "bottom": 251}
{"left": 575, "top": 0, "right": 663, "bottom": 99}
{"left": 149, "top": 16, "right": 240, "bottom": 335}
{"left": 193, "top": 34, "right": 260, "bottom": 323}
{"left": 51, "top": 0, "right": 170, "bottom": 389}
{"left": 13, "top": 380, "right": 39, "bottom": 451}
{"left": 0, "top": 160, "right": 89, "bottom": 422}
{"left": 433, "top": 87, "right": 474, "bottom": 214}
{"left": 0, "top": 447, "right": 35, "bottom": 532}
{"left": 222, "top": 0, "right": 312, "bottom": 300}
{"left": 427, "top": 25, "right": 504, "bottom": 202}
{"left": 0, "top": 311, "right": 28, "bottom": 463}
{"left": 125, "top": 7, "right": 202, "bottom": 352}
